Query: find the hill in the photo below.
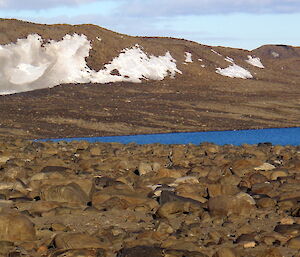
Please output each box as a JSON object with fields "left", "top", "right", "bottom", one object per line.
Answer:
{"left": 0, "top": 19, "right": 299, "bottom": 139}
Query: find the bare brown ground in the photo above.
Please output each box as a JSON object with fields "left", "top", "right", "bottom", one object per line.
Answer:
{"left": 0, "top": 75, "right": 299, "bottom": 140}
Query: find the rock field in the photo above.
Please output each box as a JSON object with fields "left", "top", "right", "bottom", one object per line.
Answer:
{"left": 0, "top": 139, "right": 300, "bottom": 256}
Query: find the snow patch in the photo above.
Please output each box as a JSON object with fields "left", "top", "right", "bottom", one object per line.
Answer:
{"left": 216, "top": 56, "right": 253, "bottom": 79}
{"left": 271, "top": 51, "right": 280, "bottom": 58}
{"left": 96, "top": 37, "right": 102, "bottom": 41}
{"left": 216, "top": 64, "right": 253, "bottom": 79}
{"left": 184, "top": 52, "right": 193, "bottom": 63}
{"left": 246, "top": 55, "right": 264, "bottom": 68}
{"left": 225, "top": 57, "right": 234, "bottom": 63}
{"left": 0, "top": 34, "right": 181, "bottom": 95}
{"left": 211, "top": 49, "right": 222, "bottom": 56}
{"left": 91, "top": 45, "right": 182, "bottom": 83}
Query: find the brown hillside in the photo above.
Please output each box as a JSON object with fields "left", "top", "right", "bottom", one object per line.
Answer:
{"left": 0, "top": 19, "right": 299, "bottom": 139}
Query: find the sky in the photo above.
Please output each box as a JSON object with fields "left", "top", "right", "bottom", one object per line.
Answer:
{"left": 0, "top": 0, "right": 299, "bottom": 50}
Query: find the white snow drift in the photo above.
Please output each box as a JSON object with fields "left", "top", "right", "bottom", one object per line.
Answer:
{"left": 216, "top": 64, "right": 253, "bottom": 79}
{"left": 216, "top": 56, "right": 253, "bottom": 79}
{"left": 0, "top": 34, "right": 181, "bottom": 95}
{"left": 246, "top": 55, "right": 264, "bottom": 68}
{"left": 184, "top": 52, "right": 193, "bottom": 63}
{"left": 92, "top": 45, "right": 181, "bottom": 84}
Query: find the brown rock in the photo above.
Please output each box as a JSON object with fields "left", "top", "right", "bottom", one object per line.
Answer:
{"left": 41, "top": 166, "right": 69, "bottom": 174}
{"left": 164, "top": 249, "right": 208, "bottom": 257}
{"left": 287, "top": 236, "right": 300, "bottom": 249}
{"left": 51, "top": 223, "right": 68, "bottom": 232}
{"left": 231, "top": 159, "right": 263, "bottom": 177}
{"left": 156, "top": 168, "right": 187, "bottom": 179}
{"left": 248, "top": 173, "right": 268, "bottom": 185}
{"left": 54, "top": 232, "right": 105, "bottom": 249}
{"left": 157, "top": 201, "right": 203, "bottom": 220}
{"left": 235, "top": 232, "right": 257, "bottom": 244}
{"left": 270, "top": 170, "right": 288, "bottom": 180}
{"left": 89, "top": 146, "right": 102, "bottom": 156}
{"left": 0, "top": 156, "right": 10, "bottom": 165}
{"left": 278, "top": 199, "right": 297, "bottom": 211}
{"left": 256, "top": 197, "right": 276, "bottom": 208}
{"left": 3, "top": 165, "right": 27, "bottom": 179}
{"left": 280, "top": 217, "right": 295, "bottom": 225}
{"left": 278, "top": 183, "right": 300, "bottom": 200}
{"left": 261, "top": 235, "right": 277, "bottom": 246}
{"left": 92, "top": 185, "right": 157, "bottom": 209}
{"left": 156, "top": 221, "right": 174, "bottom": 234}
{"left": 243, "top": 241, "right": 256, "bottom": 248}
{"left": 41, "top": 183, "right": 89, "bottom": 204}
{"left": 49, "top": 248, "right": 106, "bottom": 257}
{"left": 257, "top": 248, "right": 284, "bottom": 257}
{"left": 208, "top": 192, "right": 255, "bottom": 216}
{"left": 0, "top": 241, "right": 14, "bottom": 255}
{"left": 0, "top": 213, "right": 36, "bottom": 241}
{"left": 274, "top": 224, "right": 300, "bottom": 237}
{"left": 117, "top": 246, "right": 163, "bottom": 257}
{"left": 99, "top": 197, "right": 130, "bottom": 210}
{"left": 138, "top": 162, "right": 153, "bottom": 175}
{"left": 213, "top": 247, "right": 237, "bottom": 257}
{"left": 251, "top": 182, "right": 277, "bottom": 197}
{"left": 254, "top": 162, "right": 276, "bottom": 171}
{"left": 207, "top": 184, "right": 239, "bottom": 197}
{"left": 118, "top": 245, "right": 208, "bottom": 257}
{"left": 278, "top": 191, "right": 300, "bottom": 201}
{"left": 219, "top": 175, "right": 241, "bottom": 186}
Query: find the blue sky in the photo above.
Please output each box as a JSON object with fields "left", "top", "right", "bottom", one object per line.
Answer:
{"left": 0, "top": 0, "right": 299, "bottom": 50}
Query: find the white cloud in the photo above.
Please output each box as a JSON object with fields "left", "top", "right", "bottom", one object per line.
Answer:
{"left": 0, "top": 0, "right": 6, "bottom": 7}
{"left": 1, "top": 0, "right": 300, "bottom": 14}
{"left": 0, "top": 0, "right": 97, "bottom": 10}
{"left": 119, "top": 0, "right": 300, "bottom": 15}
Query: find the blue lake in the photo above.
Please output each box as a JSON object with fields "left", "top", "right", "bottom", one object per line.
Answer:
{"left": 41, "top": 127, "right": 300, "bottom": 146}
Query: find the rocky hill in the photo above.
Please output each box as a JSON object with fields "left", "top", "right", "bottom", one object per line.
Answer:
{"left": 0, "top": 19, "right": 299, "bottom": 139}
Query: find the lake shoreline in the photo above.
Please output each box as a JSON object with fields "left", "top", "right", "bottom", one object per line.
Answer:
{"left": 38, "top": 126, "right": 300, "bottom": 146}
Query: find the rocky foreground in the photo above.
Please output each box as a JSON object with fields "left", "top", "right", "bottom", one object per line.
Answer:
{"left": 0, "top": 140, "right": 300, "bottom": 256}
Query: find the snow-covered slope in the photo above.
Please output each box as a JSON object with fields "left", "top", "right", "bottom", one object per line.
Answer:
{"left": 0, "top": 19, "right": 299, "bottom": 95}
{"left": 0, "top": 34, "right": 181, "bottom": 95}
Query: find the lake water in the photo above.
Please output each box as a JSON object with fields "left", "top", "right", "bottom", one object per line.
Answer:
{"left": 41, "top": 127, "right": 300, "bottom": 146}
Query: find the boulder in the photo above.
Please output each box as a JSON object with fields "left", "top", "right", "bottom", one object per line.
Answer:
{"left": 213, "top": 247, "right": 237, "bottom": 257}
{"left": 117, "top": 246, "right": 208, "bottom": 257}
{"left": 0, "top": 213, "right": 36, "bottom": 241}
{"left": 157, "top": 200, "right": 203, "bottom": 220}
{"left": 54, "top": 232, "right": 105, "bottom": 249}
{"left": 274, "top": 224, "right": 300, "bottom": 237}
{"left": 287, "top": 236, "right": 300, "bottom": 249}
{"left": 208, "top": 192, "right": 256, "bottom": 216}
{"left": 49, "top": 248, "right": 106, "bottom": 257}
{"left": 41, "top": 183, "right": 89, "bottom": 204}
